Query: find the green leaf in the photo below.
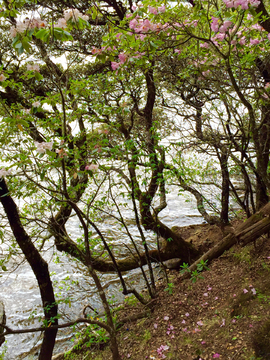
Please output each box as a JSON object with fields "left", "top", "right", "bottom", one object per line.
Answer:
{"left": 92, "top": 7, "right": 97, "bottom": 20}
{"left": 35, "top": 29, "right": 50, "bottom": 42}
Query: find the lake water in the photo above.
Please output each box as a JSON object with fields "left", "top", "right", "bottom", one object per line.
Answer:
{"left": 0, "top": 185, "right": 205, "bottom": 360}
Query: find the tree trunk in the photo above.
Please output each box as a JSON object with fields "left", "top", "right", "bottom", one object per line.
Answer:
{"left": 0, "top": 178, "right": 58, "bottom": 360}
{"left": 180, "top": 202, "right": 270, "bottom": 280}
{"left": 220, "top": 151, "right": 230, "bottom": 224}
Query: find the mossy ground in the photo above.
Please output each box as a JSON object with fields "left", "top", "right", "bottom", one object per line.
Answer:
{"left": 63, "top": 232, "right": 270, "bottom": 360}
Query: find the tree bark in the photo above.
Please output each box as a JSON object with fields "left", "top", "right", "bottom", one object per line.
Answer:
{"left": 180, "top": 202, "right": 270, "bottom": 280}
{"left": 0, "top": 178, "right": 58, "bottom": 360}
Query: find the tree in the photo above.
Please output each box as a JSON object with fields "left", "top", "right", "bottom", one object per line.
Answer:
{"left": 1, "top": 0, "right": 270, "bottom": 358}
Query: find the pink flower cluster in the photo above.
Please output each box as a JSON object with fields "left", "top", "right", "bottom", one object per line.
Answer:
{"left": 9, "top": 9, "right": 88, "bottom": 37}
{"left": 10, "top": 17, "right": 47, "bottom": 37}
{"left": 223, "top": 0, "right": 260, "bottom": 9}
{"left": 85, "top": 164, "right": 99, "bottom": 172}
{"left": 55, "top": 18, "right": 67, "bottom": 29}
{"left": 129, "top": 18, "right": 164, "bottom": 33}
{"left": 64, "top": 9, "right": 89, "bottom": 22}
{"left": 0, "top": 74, "right": 7, "bottom": 82}
{"left": 27, "top": 64, "right": 40, "bottom": 72}
{"left": 211, "top": 17, "right": 233, "bottom": 33}
{"left": 111, "top": 51, "right": 145, "bottom": 70}
{"left": 35, "top": 141, "right": 53, "bottom": 154}
{"left": 148, "top": 5, "right": 166, "bottom": 14}
{"left": 0, "top": 168, "right": 11, "bottom": 178}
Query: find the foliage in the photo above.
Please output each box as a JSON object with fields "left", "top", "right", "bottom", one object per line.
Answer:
{"left": 180, "top": 260, "right": 210, "bottom": 282}
{"left": 1, "top": 0, "right": 270, "bottom": 358}
{"left": 164, "top": 282, "right": 174, "bottom": 295}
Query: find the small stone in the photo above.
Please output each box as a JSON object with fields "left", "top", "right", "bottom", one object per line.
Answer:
{"left": 163, "top": 258, "right": 181, "bottom": 269}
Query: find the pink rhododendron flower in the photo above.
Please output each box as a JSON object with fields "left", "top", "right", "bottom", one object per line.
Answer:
{"left": 219, "top": 20, "right": 233, "bottom": 33}
{"left": 27, "top": 64, "right": 40, "bottom": 72}
{"left": 239, "top": 36, "right": 246, "bottom": 45}
{"left": 243, "top": 288, "right": 248, "bottom": 293}
{"left": 197, "top": 321, "right": 204, "bottom": 326}
{"left": 92, "top": 47, "right": 103, "bottom": 55}
{"left": 35, "top": 141, "right": 53, "bottom": 154}
{"left": 148, "top": 6, "right": 157, "bottom": 14}
{"left": 64, "top": 9, "right": 89, "bottom": 22}
{"left": 213, "top": 33, "right": 226, "bottom": 41}
{"left": 129, "top": 18, "right": 138, "bottom": 30}
{"left": 251, "top": 287, "right": 256, "bottom": 295}
{"left": 211, "top": 17, "right": 219, "bottom": 32}
{"left": 223, "top": 0, "right": 260, "bottom": 9}
{"left": 111, "top": 62, "right": 120, "bottom": 70}
{"left": 32, "top": 101, "right": 41, "bottom": 108}
{"left": 174, "top": 49, "right": 181, "bottom": 54}
{"left": 213, "top": 354, "right": 220, "bottom": 358}
{"left": 250, "top": 38, "right": 261, "bottom": 45}
{"left": 0, "top": 168, "right": 11, "bottom": 178}
{"left": 164, "top": 316, "right": 169, "bottom": 321}
{"left": 200, "top": 42, "right": 209, "bottom": 48}
{"left": 55, "top": 18, "right": 67, "bottom": 28}
{"left": 202, "top": 70, "right": 210, "bottom": 76}
{"left": 85, "top": 164, "right": 99, "bottom": 172}
{"left": 252, "top": 24, "right": 263, "bottom": 30}
{"left": 185, "top": 313, "right": 189, "bottom": 317}
{"left": 158, "top": 5, "right": 166, "bottom": 12}
{"left": 10, "top": 17, "right": 47, "bottom": 37}
{"left": 118, "top": 53, "right": 128, "bottom": 64}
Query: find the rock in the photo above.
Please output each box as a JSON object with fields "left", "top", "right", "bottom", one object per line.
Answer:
{"left": 0, "top": 300, "right": 6, "bottom": 347}
{"left": 163, "top": 258, "right": 181, "bottom": 269}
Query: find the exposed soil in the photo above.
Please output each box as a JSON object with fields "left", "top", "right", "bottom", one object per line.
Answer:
{"left": 59, "top": 222, "right": 270, "bottom": 360}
